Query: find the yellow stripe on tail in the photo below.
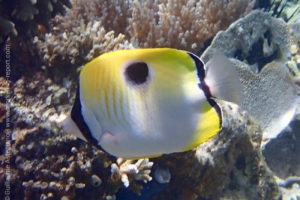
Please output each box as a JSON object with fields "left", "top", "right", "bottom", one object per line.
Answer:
{"left": 184, "top": 102, "right": 221, "bottom": 151}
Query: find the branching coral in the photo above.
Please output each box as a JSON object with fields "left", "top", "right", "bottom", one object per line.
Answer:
{"left": 35, "top": 0, "right": 255, "bottom": 68}
{"left": 1, "top": 127, "right": 117, "bottom": 200}
{"left": 129, "top": 0, "right": 254, "bottom": 49}
{"left": 111, "top": 158, "right": 153, "bottom": 193}
{"left": 0, "top": 0, "right": 72, "bottom": 43}
{"left": 35, "top": 21, "right": 132, "bottom": 67}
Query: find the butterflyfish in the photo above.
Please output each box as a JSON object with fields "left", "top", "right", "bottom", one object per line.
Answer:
{"left": 63, "top": 48, "right": 242, "bottom": 159}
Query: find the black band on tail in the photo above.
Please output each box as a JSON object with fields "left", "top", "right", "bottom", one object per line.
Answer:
{"left": 188, "top": 52, "right": 205, "bottom": 81}
{"left": 188, "top": 52, "right": 222, "bottom": 127}
{"left": 71, "top": 85, "right": 99, "bottom": 147}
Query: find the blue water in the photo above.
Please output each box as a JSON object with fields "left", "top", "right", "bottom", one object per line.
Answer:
{"left": 116, "top": 180, "right": 168, "bottom": 200}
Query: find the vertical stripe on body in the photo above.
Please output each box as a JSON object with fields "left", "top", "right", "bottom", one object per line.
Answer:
{"left": 94, "top": 63, "right": 132, "bottom": 131}
{"left": 103, "top": 67, "right": 112, "bottom": 121}
{"left": 121, "top": 87, "right": 132, "bottom": 130}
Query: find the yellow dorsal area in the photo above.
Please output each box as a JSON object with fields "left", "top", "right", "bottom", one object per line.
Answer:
{"left": 80, "top": 48, "right": 197, "bottom": 102}
{"left": 183, "top": 101, "right": 221, "bottom": 151}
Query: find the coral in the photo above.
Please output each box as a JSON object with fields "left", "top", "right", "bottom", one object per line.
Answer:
{"left": 266, "top": 0, "right": 300, "bottom": 23}
{"left": 0, "top": 126, "right": 116, "bottom": 200}
{"left": 238, "top": 60, "right": 298, "bottom": 142}
{"left": 3, "top": 5, "right": 300, "bottom": 200}
{"left": 201, "top": 10, "right": 300, "bottom": 199}
{"left": 288, "top": 22, "right": 300, "bottom": 77}
{"left": 201, "top": 10, "right": 291, "bottom": 68}
{"left": 111, "top": 158, "right": 153, "bottom": 193}
{"left": 34, "top": 21, "right": 132, "bottom": 68}
{"left": 90, "top": 174, "right": 102, "bottom": 187}
{"left": 201, "top": 10, "right": 299, "bottom": 143}
{"left": 263, "top": 119, "right": 300, "bottom": 179}
{"left": 281, "top": 186, "right": 300, "bottom": 200}
{"left": 0, "top": 119, "right": 154, "bottom": 199}
{"left": 9, "top": 72, "right": 73, "bottom": 132}
{"left": 35, "top": 0, "right": 255, "bottom": 68}
{"left": 128, "top": 0, "right": 254, "bottom": 50}
{"left": 153, "top": 167, "right": 171, "bottom": 184}
{"left": 278, "top": 176, "right": 300, "bottom": 188}
{"left": 0, "top": 0, "right": 73, "bottom": 82}
{"left": 0, "top": 69, "right": 153, "bottom": 199}
{"left": 0, "top": 0, "right": 72, "bottom": 43}
{"left": 0, "top": 77, "right": 8, "bottom": 124}
{"left": 278, "top": 176, "right": 300, "bottom": 200}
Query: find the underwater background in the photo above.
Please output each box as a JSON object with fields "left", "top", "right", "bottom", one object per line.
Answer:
{"left": 0, "top": 0, "right": 300, "bottom": 199}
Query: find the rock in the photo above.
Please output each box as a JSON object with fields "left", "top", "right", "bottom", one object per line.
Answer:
{"left": 290, "top": 22, "right": 300, "bottom": 41}
{"left": 90, "top": 174, "right": 102, "bottom": 187}
{"left": 201, "top": 9, "right": 300, "bottom": 200}
{"left": 263, "top": 119, "right": 300, "bottom": 179}
{"left": 154, "top": 167, "right": 171, "bottom": 184}
{"left": 201, "top": 9, "right": 299, "bottom": 144}
{"left": 0, "top": 0, "right": 72, "bottom": 43}
{"left": 235, "top": 60, "right": 298, "bottom": 142}
{"left": 201, "top": 10, "right": 290, "bottom": 72}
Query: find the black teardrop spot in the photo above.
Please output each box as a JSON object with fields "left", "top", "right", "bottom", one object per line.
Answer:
{"left": 125, "top": 62, "right": 149, "bottom": 85}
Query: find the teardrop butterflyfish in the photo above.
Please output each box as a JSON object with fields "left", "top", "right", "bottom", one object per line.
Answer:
{"left": 63, "top": 48, "right": 242, "bottom": 159}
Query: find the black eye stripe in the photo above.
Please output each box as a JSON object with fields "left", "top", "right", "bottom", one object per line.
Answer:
{"left": 125, "top": 62, "right": 149, "bottom": 85}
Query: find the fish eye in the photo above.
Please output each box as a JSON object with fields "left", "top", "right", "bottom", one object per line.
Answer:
{"left": 124, "top": 62, "right": 149, "bottom": 85}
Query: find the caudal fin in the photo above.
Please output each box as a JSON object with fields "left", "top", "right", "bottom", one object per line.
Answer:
{"left": 205, "top": 53, "right": 243, "bottom": 105}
